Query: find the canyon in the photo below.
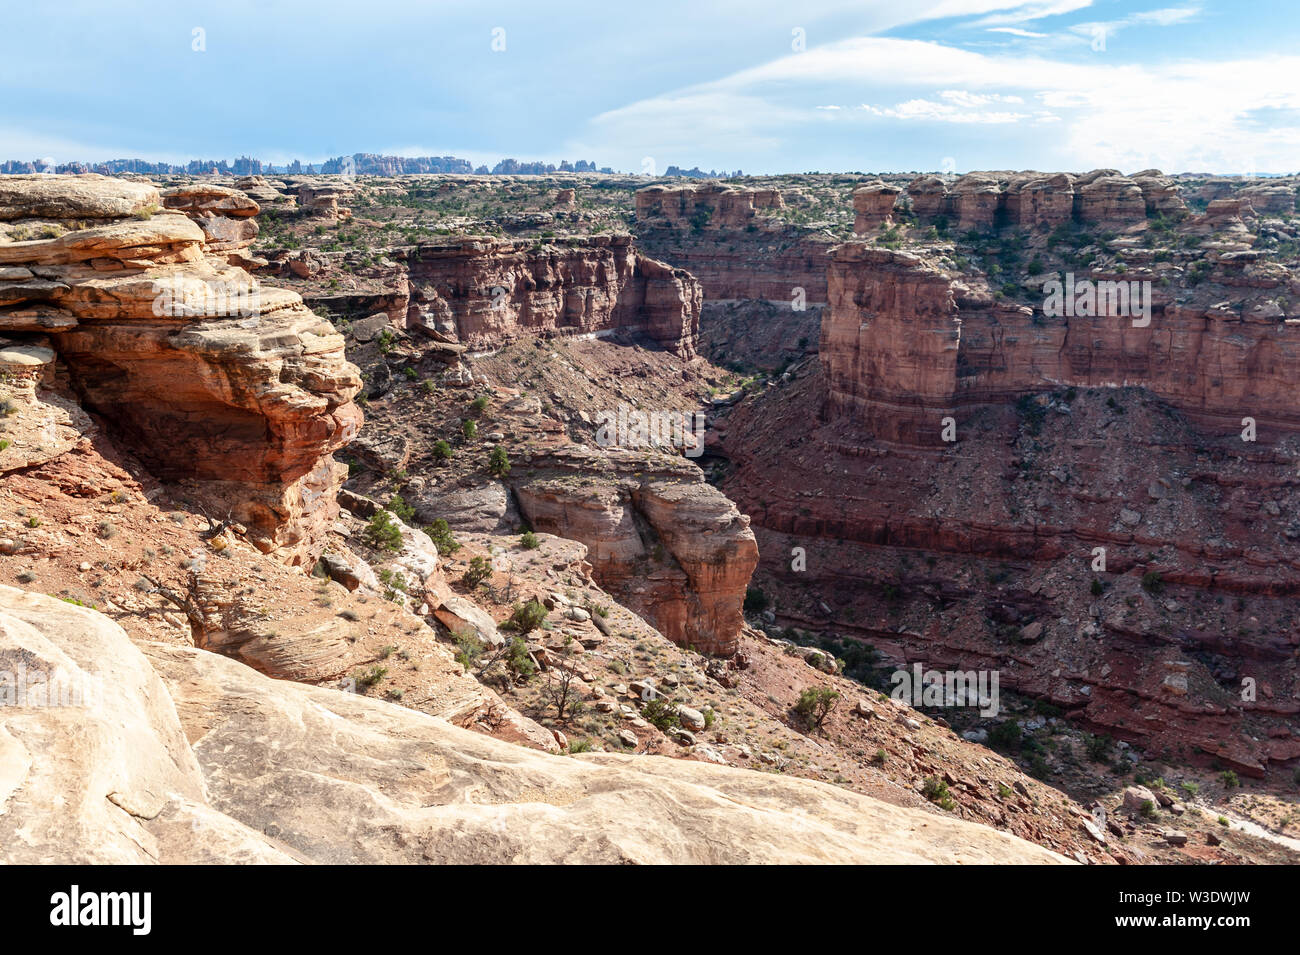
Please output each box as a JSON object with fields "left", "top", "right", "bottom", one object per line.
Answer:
{"left": 2, "top": 168, "right": 1299, "bottom": 866}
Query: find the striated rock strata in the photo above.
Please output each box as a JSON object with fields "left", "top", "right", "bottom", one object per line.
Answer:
{"left": 635, "top": 183, "right": 832, "bottom": 303}
{"left": 512, "top": 445, "right": 758, "bottom": 655}
{"left": 402, "top": 235, "right": 700, "bottom": 359}
{"left": 0, "top": 174, "right": 362, "bottom": 565}
{"left": 822, "top": 244, "right": 1300, "bottom": 444}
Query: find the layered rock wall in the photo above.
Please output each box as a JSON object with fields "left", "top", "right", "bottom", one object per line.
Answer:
{"left": 0, "top": 175, "right": 361, "bottom": 564}
{"left": 512, "top": 446, "right": 758, "bottom": 655}
{"left": 403, "top": 235, "right": 700, "bottom": 358}
{"left": 823, "top": 245, "right": 1300, "bottom": 443}
{"left": 903, "top": 169, "right": 1198, "bottom": 231}
{"left": 635, "top": 184, "right": 832, "bottom": 303}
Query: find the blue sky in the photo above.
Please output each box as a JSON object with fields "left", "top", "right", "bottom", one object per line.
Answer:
{"left": 3, "top": 0, "right": 1297, "bottom": 174}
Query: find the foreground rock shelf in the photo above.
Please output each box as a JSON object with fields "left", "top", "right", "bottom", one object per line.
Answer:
{"left": 0, "top": 586, "right": 1065, "bottom": 864}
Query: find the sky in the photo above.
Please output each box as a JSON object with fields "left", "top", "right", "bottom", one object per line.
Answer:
{"left": 3, "top": 0, "right": 1298, "bottom": 175}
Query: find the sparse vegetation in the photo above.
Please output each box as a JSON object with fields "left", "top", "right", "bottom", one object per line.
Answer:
{"left": 462, "top": 556, "right": 493, "bottom": 587}
{"left": 794, "top": 686, "right": 839, "bottom": 729}
{"left": 487, "top": 445, "right": 511, "bottom": 477}
{"left": 364, "top": 510, "right": 403, "bottom": 551}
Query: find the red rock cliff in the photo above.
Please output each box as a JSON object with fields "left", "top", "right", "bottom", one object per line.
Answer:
{"left": 0, "top": 175, "right": 362, "bottom": 565}
{"left": 402, "top": 234, "right": 700, "bottom": 359}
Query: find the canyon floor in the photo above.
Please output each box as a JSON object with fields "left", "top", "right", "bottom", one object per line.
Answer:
{"left": 1, "top": 169, "right": 1298, "bottom": 864}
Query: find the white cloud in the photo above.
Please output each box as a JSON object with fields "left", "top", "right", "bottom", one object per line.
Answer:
{"left": 1071, "top": 5, "right": 1202, "bottom": 43}
{"left": 987, "top": 27, "right": 1049, "bottom": 36}
{"left": 574, "top": 34, "right": 1300, "bottom": 173}
{"left": 1132, "top": 6, "right": 1201, "bottom": 26}
{"left": 970, "top": 0, "right": 1095, "bottom": 27}
{"left": 866, "top": 99, "right": 1030, "bottom": 123}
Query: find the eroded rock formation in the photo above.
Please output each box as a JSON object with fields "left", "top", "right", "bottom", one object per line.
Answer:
{"left": 0, "top": 175, "right": 362, "bottom": 564}
{"left": 635, "top": 183, "right": 832, "bottom": 303}
{"left": 402, "top": 235, "right": 701, "bottom": 359}
{"left": 512, "top": 445, "right": 758, "bottom": 655}
{"left": 904, "top": 168, "right": 1191, "bottom": 232}
{"left": 822, "top": 245, "right": 1300, "bottom": 444}
{"left": 717, "top": 173, "right": 1300, "bottom": 776}
{"left": 852, "top": 180, "right": 902, "bottom": 233}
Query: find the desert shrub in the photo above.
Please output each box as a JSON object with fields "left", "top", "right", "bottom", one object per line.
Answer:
{"left": 922, "top": 777, "right": 956, "bottom": 811}
{"left": 454, "top": 630, "right": 485, "bottom": 669}
{"left": 988, "top": 719, "right": 1022, "bottom": 751}
{"left": 364, "top": 510, "right": 403, "bottom": 551}
{"left": 500, "top": 599, "right": 547, "bottom": 634}
{"left": 386, "top": 494, "right": 415, "bottom": 523}
{"left": 423, "top": 519, "right": 460, "bottom": 555}
{"left": 794, "top": 686, "right": 839, "bottom": 729}
{"left": 505, "top": 636, "right": 536, "bottom": 680}
{"left": 462, "top": 556, "right": 493, "bottom": 587}
{"left": 641, "top": 697, "right": 680, "bottom": 731}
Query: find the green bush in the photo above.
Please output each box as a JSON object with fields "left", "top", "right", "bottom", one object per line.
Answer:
{"left": 462, "top": 556, "right": 493, "bottom": 587}
{"left": 432, "top": 440, "right": 453, "bottom": 462}
{"left": 794, "top": 686, "right": 839, "bottom": 729}
{"left": 641, "top": 697, "right": 680, "bottom": 731}
{"left": 505, "top": 636, "right": 536, "bottom": 680}
{"left": 988, "top": 719, "right": 1022, "bottom": 751}
{"left": 386, "top": 493, "right": 415, "bottom": 523}
{"left": 520, "top": 531, "right": 540, "bottom": 550}
{"left": 364, "top": 510, "right": 403, "bottom": 551}
{"left": 487, "top": 445, "right": 510, "bottom": 477}
{"left": 501, "top": 599, "right": 547, "bottom": 634}
{"left": 454, "top": 630, "right": 485, "bottom": 669}
{"left": 1085, "top": 733, "right": 1112, "bottom": 762}
{"left": 922, "top": 777, "right": 956, "bottom": 811}
{"left": 423, "top": 519, "right": 460, "bottom": 555}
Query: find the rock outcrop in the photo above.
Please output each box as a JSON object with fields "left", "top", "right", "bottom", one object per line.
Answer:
{"left": 401, "top": 235, "right": 700, "bottom": 359}
{"left": 904, "top": 169, "right": 1187, "bottom": 232}
{"left": 0, "top": 343, "right": 91, "bottom": 470}
{"left": 161, "top": 183, "right": 260, "bottom": 252}
{"left": 635, "top": 183, "right": 832, "bottom": 303}
{"left": 950, "top": 173, "right": 1004, "bottom": 232}
{"left": 719, "top": 181, "right": 1300, "bottom": 776}
{"left": 821, "top": 244, "right": 1300, "bottom": 443}
{"left": 0, "top": 585, "right": 1066, "bottom": 864}
{"left": 1004, "top": 172, "right": 1075, "bottom": 229}
{"left": 852, "top": 180, "right": 902, "bottom": 233}
{"left": 513, "top": 445, "right": 758, "bottom": 655}
{"left": 0, "top": 175, "right": 362, "bottom": 565}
